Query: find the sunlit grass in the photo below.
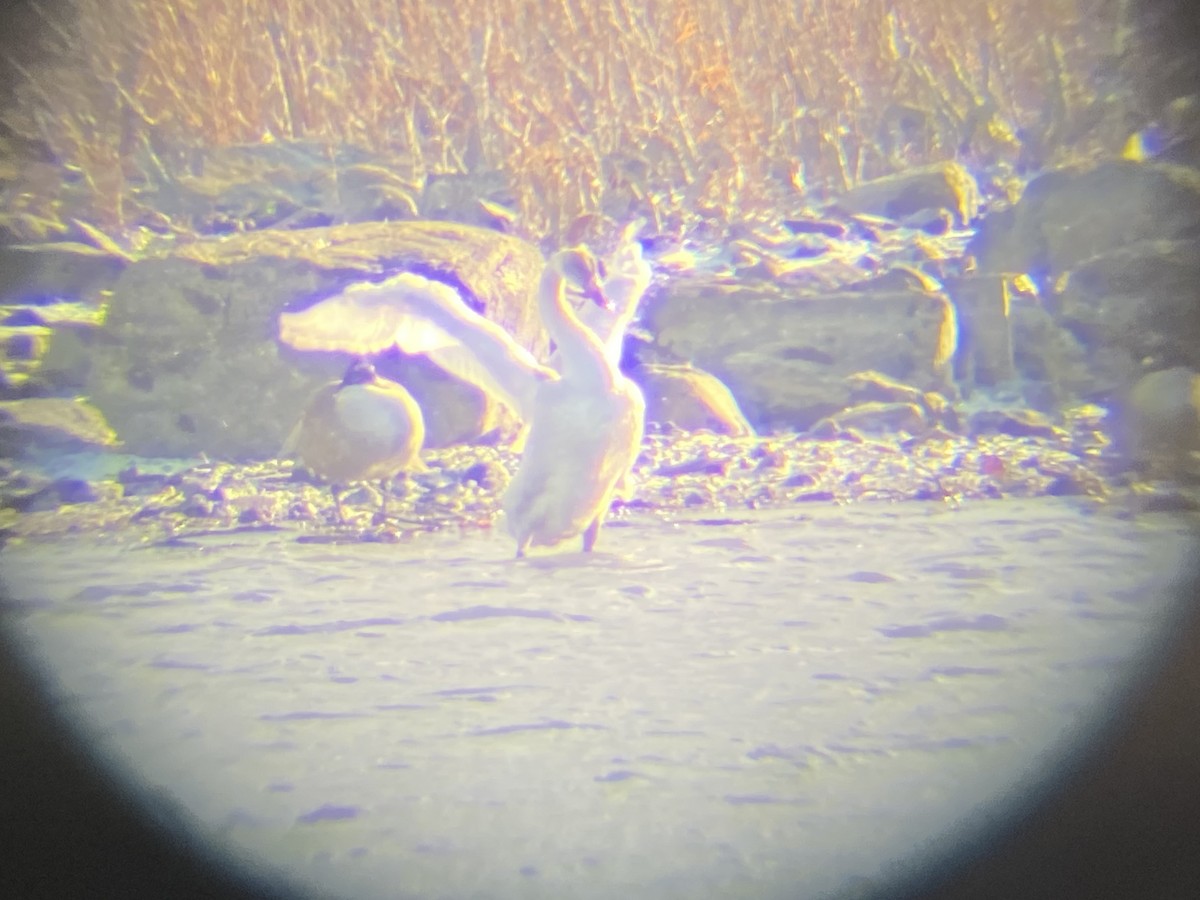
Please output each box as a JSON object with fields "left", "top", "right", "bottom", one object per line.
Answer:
{"left": 3, "top": 0, "right": 1119, "bottom": 244}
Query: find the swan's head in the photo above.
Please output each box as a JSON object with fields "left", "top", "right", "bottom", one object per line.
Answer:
{"left": 550, "top": 247, "right": 610, "bottom": 309}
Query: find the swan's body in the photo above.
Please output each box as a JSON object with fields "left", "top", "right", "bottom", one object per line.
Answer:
{"left": 285, "top": 360, "right": 425, "bottom": 522}
{"left": 502, "top": 248, "right": 645, "bottom": 555}
{"left": 278, "top": 233, "right": 651, "bottom": 554}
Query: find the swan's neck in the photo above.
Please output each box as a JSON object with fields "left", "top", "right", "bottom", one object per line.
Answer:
{"left": 538, "top": 267, "right": 614, "bottom": 387}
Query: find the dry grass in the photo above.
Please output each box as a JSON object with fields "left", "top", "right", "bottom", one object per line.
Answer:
{"left": 2, "top": 0, "right": 1119, "bottom": 244}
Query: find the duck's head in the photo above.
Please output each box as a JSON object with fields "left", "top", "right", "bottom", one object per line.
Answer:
{"left": 551, "top": 246, "right": 610, "bottom": 310}
{"left": 340, "top": 359, "right": 380, "bottom": 387}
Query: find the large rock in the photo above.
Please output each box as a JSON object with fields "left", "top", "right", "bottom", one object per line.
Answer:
{"left": 963, "top": 160, "right": 1200, "bottom": 403}
{"left": 1122, "top": 366, "right": 1200, "bottom": 476}
{"left": 0, "top": 243, "right": 127, "bottom": 305}
{"left": 79, "top": 220, "right": 547, "bottom": 458}
{"left": 947, "top": 275, "right": 1016, "bottom": 391}
{"left": 136, "top": 141, "right": 422, "bottom": 233}
{"left": 0, "top": 397, "right": 119, "bottom": 458}
{"left": 420, "top": 171, "right": 517, "bottom": 231}
{"left": 968, "top": 160, "right": 1200, "bottom": 276}
{"left": 633, "top": 363, "right": 754, "bottom": 435}
{"left": 830, "top": 162, "right": 981, "bottom": 227}
{"left": 636, "top": 277, "right": 956, "bottom": 433}
{"left": 1009, "top": 303, "right": 1094, "bottom": 407}
{"left": 1054, "top": 238, "right": 1200, "bottom": 395}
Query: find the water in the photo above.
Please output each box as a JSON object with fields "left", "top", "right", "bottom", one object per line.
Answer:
{"left": 0, "top": 499, "right": 1192, "bottom": 900}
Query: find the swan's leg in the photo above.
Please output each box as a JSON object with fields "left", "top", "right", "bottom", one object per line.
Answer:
{"left": 582, "top": 517, "right": 601, "bottom": 552}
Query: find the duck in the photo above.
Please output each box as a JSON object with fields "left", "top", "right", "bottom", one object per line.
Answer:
{"left": 284, "top": 360, "right": 426, "bottom": 523}
{"left": 278, "top": 232, "right": 651, "bottom": 554}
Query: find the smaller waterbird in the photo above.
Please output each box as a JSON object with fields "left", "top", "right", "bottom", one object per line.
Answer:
{"left": 285, "top": 360, "right": 426, "bottom": 523}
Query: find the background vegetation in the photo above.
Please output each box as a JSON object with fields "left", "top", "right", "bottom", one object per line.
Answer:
{"left": 0, "top": 0, "right": 1142, "bottom": 245}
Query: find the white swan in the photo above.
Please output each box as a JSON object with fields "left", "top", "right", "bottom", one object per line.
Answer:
{"left": 284, "top": 360, "right": 426, "bottom": 523}
{"left": 278, "top": 224, "right": 651, "bottom": 423}
{"left": 501, "top": 247, "right": 645, "bottom": 555}
{"left": 278, "top": 233, "right": 651, "bottom": 554}
{"left": 556, "top": 221, "right": 653, "bottom": 370}
{"left": 280, "top": 273, "right": 549, "bottom": 423}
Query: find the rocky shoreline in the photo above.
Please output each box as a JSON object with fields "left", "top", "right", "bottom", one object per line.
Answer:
{"left": 5, "top": 408, "right": 1185, "bottom": 549}
{"left": 4, "top": 147, "right": 1200, "bottom": 550}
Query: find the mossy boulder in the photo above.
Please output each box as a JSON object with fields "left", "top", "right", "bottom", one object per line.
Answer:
{"left": 633, "top": 363, "right": 754, "bottom": 435}
{"left": 968, "top": 160, "right": 1200, "bottom": 276}
{"left": 635, "top": 276, "right": 956, "bottom": 433}
{"left": 81, "top": 220, "right": 546, "bottom": 458}
{"left": 831, "top": 162, "right": 981, "bottom": 227}
{"left": 963, "top": 160, "right": 1200, "bottom": 403}
{"left": 1121, "top": 366, "right": 1200, "bottom": 476}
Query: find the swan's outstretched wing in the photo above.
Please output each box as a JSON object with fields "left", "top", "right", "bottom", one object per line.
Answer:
{"left": 279, "top": 273, "right": 553, "bottom": 421}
